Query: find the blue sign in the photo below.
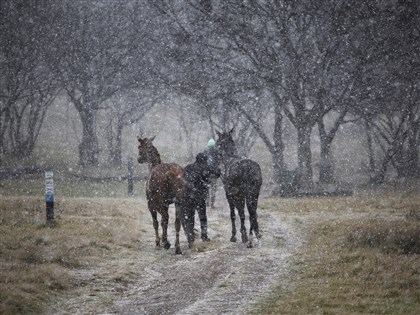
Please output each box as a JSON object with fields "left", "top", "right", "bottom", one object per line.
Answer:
{"left": 45, "top": 171, "right": 54, "bottom": 202}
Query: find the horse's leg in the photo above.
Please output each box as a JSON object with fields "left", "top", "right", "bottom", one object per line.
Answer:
{"left": 160, "top": 207, "right": 171, "bottom": 250}
{"left": 174, "top": 206, "right": 182, "bottom": 255}
{"left": 226, "top": 194, "right": 237, "bottom": 242}
{"left": 149, "top": 207, "right": 160, "bottom": 247}
{"left": 209, "top": 177, "right": 217, "bottom": 208}
{"left": 197, "top": 198, "right": 210, "bottom": 241}
{"left": 235, "top": 195, "right": 248, "bottom": 243}
{"left": 246, "top": 190, "right": 260, "bottom": 239}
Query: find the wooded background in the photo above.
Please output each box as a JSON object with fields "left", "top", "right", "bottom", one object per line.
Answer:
{"left": 1, "top": 0, "right": 419, "bottom": 192}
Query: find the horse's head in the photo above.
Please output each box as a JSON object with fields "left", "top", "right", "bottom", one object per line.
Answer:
{"left": 137, "top": 136, "right": 156, "bottom": 164}
{"left": 216, "top": 128, "right": 236, "bottom": 157}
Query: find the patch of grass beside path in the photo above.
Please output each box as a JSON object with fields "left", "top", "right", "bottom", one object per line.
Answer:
{"left": 1, "top": 192, "right": 419, "bottom": 314}
{"left": 251, "top": 194, "right": 420, "bottom": 314}
{"left": 0, "top": 196, "right": 145, "bottom": 314}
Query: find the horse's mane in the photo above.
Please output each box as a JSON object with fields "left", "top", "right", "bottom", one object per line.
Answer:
{"left": 148, "top": 144, "right": 161, "bottom": 166}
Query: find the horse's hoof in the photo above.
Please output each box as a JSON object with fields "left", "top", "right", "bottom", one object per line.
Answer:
{"left": 241, "top": 236, "right": 249, "bottom": 243}
{"left": 163, "top": 241, "right": 171, "bottom": 250}
{"left": 202, "top": 236, "right": 211, "bottom": 242}
{"left": 230, "top": 236, "right": 237, "bottom": 242}
{"left": 175, "top": 247, "right": 182, "bottom": 255}
{"left": 247, "top": 241, "right": 253, "bottom": 248}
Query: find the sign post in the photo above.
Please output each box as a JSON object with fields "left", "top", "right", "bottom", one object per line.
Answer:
{"left": 45, "top": 170, "right": 54, "bottom": 221}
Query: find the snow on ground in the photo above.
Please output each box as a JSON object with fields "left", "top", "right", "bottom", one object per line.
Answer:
{"left": 47, "top": 193, "right": 304, "bottom": 315}
{"left": 111, "top": 201, "right": 303, "bottom": 315}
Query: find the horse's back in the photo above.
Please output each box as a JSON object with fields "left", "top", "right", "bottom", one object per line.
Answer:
{"left": 226, "top": 158, "right": 262, "bottom": 193}
{"left": 147, "top": 163, "right": 185, "bottom": 204}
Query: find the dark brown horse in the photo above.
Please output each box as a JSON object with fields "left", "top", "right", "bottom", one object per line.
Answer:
{"left": 137, "top": 136, "right": 187, "bottom": 254}
{"left": 216, "top": 129, "right": 262, "bottom": 247}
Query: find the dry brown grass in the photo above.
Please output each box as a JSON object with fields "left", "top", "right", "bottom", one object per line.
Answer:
{"left": 0, "top": 196, "right": 145, "bottom": 314}
{"left": 252, "top": 193, "right": 420, "bottom": 314}
{"left": 1, "top": 189, "right": 419, "bottom": 314}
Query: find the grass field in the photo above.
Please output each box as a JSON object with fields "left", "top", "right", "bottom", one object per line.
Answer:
{"left": 0, "top": 179, "right": 419, "bottom": 314}
{"left": 253, "top": 191, "right": 420, "bottom": 314}
{"left": 0, "top": 196, "right": 146, "bottom": 314}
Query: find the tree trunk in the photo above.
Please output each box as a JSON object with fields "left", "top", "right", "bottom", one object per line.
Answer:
{"left": 405, "top": 123, "right": 419, "bottom": 178}
{"left": 179, "top": 108, "right": 194, "bottom": 161}
{"left": 78, "top": 108, "right": 99, "bottom": 167}
{"left": 297, "top": 125, "right": 313, "bottom": 187}
{"left": 318, "top": 120, "right": 334, "bottom": 184}
{"left": 108, "top": 116, "right": 124, "bottom": 167}
{"left": 0, "top": 105, "right": 10, "bottom": 164}
{"left": 364, "top": 120, "right": 376, "bottom": 181}
{"left": 319, "top": 140, "right": 334, "bottom": 184}
{"left": 371, "top": 155, "right": 389, "bottom": 185}
{"left": 272, "top": 106, "right": 288, "bottom": 194}
{"left": 396, "top": 129, "right": 419, "bottom": 179}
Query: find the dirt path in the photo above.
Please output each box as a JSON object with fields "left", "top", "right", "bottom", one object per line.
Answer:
{"left": 113, "top": 208, "right": 302, "bottom": 315}
{"left": 48, "top": 196, "right": 305, "bottom": 315}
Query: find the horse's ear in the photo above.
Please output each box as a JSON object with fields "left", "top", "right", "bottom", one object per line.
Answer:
{"left": 149, "top": 135, "right": 156, "bottom": 142}
{"left": 137, "top": 136, "right": 142, "bottom": 143}
{"left": 215, "top": 130, "right": 222, "bottom": 138}
{"left": 229, "top": 127, "right": 235, "bottom": 137}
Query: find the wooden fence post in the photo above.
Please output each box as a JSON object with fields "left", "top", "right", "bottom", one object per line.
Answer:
{"left": 127, "top": 158, "right": 133, "bottom": 195}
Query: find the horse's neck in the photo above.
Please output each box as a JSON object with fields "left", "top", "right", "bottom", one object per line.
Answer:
{"left": 147, "top": 146, "right": 162, "bottom": 170}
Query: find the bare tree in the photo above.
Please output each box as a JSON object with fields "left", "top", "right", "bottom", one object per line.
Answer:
{"left": 104, "top": 90, "right": 162, "bottom": 166}
{"left": 0, "top": 0, "right": 58, "bottom": 164}
{"left": 352, "top": 0, "right": 420, "bottom": 183}
{"left": 150, "top": 1, "right": 283, "bottom": 171}
{"left": 360, "top": 84, "right": 419, "bottom": 183}
{"left": 46, "top": 1, "right": 158, "bottom": 167}
{"left": 153, "top": 0, "right": 371, "bottom": 189}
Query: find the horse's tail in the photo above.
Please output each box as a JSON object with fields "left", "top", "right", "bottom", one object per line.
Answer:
{"left": 241, "top": 159, "right": 261, "bottom": 237}
{"left": 166, "top": 163, "right": 185, "bottom": 202}
{"left": 167, "top": 164, "right": 196, "bottom": 245}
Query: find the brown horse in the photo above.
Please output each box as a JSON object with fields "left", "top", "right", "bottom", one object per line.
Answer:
{"left": 137, "top": 136, "right": 187, "bottom": 254}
